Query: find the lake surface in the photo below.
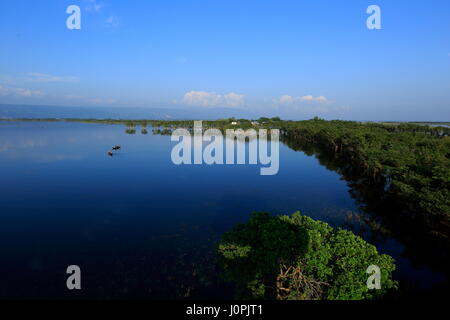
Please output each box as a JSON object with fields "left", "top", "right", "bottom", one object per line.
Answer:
{"left": 0, "top": 121, "right": 446, "bottom": 299}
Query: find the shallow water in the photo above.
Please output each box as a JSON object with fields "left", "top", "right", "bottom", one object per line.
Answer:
{"left": 0, "top": 121, "right": 445, "bottom": 299}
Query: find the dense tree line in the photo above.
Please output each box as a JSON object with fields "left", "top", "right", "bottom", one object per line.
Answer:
{"left": 278, "top": 119, "right": 450, "bottom": 244}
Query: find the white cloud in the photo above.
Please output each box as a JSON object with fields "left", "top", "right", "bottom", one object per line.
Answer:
{"left": 274, "top": 94, "right": 342, "bottom": 116}
{"left": 277, "top": 94, "right": 328, "bottom": 105}
{"left": 181, "top": 91, "right": 245, "bottom": 107}
{"left": 279, "top": 95, "right": 294, "bottom": 104}
{"left": 299, "top": 95, "right": 328, "bottom": 102}
{"left": 223, "top": 93, "right": 245, "bottom": 107}
{"left": 0, "top": 85, "right": 45, "bottom": 97}
{"left": 275, "top": 95, "right": 351, "bottom": 117}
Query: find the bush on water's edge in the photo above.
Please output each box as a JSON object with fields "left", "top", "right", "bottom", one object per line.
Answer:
{"left": 218, "top": 211, "right": 397, "bottom": 300}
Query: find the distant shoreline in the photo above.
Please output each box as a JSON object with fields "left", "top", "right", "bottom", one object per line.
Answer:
{"left": 0, "top": 117, "right": 449, "bottom": 128}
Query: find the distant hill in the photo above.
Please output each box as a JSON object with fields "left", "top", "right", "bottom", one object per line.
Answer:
{"left": 0, "top": 104, "right": 258, "bottom": 120}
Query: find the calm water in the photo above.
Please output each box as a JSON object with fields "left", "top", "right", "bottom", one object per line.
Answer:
{"left": 0, "top": 121, "right": 445, "bottom": 299}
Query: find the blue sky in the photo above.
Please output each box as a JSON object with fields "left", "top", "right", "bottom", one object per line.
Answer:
{"left": 0, "top": 0, "right": 449, "bottom": 120}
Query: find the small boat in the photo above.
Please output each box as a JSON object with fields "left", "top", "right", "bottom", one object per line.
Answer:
{"left": 112, "top": 145, "right": 121, "bottom": 150}
{"left": 108, "top": 151, "right": 113, "bottom": 156}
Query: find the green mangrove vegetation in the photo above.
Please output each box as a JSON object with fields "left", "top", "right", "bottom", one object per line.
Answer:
{"left": 218, "top": 211, "right": 397, "bottom": 300}
{"left": 278, "top": 119, "right": 450, "bottom": 244}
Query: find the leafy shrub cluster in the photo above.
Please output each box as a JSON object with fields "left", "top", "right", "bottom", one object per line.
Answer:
{"left": 218, "top": 212, "right": 397, "bottom": 300}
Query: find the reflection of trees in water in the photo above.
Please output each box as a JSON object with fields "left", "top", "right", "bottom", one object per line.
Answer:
{"left": 141, "top": 122, "right": 148, "bottom": 135}
{"left": 152, "top": 127, "right": 173, "bottom": 135}
{"left": 125, "top": 123, "right": 136, "bottom": 135}
{"left": 281, "top": 135, "right": 450, "bottom": 277}
{"left": 125, "top": 124, "right": 149, "bottom": 135}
